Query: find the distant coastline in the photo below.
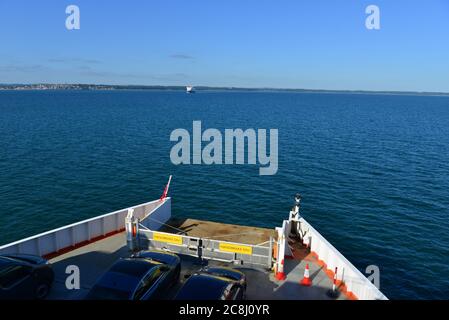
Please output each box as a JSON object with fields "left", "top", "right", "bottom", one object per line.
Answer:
{"left": 1, "top": 83, "right": 448, "bottom": 96}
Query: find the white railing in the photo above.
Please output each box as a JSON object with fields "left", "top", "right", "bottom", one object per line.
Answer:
{"left": 0, "top": 198, "right": 171, "bottom": 258}
{"left": 299, "top": 217, "right": 387, "bottom": 300}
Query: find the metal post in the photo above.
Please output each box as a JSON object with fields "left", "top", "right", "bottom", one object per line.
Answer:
{"left": 289, "top": 193, "right": 301, "bottom": 221}
{"left": 268, "top": 236, "right": 273, "bottom": 270}
{"left": 125, "top": 208, "right": 140, "bottom": 252}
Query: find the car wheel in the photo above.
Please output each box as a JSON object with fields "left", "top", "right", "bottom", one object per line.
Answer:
{"left": 35, "top": 282, "right": 51, "bottom": 300}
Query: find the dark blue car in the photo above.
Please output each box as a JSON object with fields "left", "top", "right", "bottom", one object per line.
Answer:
{"left": 85, "top": 250, "right": 180, "bottom": 300}
{"left": 0, "top": 254, "right": 54, "bottom": 300}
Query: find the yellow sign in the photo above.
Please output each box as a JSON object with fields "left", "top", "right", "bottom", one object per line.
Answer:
{"left": 153, "top": 232, "right": 183, "bottom": 245}
{"left": 219, "top": 243, "right": 253, "bottom": 255}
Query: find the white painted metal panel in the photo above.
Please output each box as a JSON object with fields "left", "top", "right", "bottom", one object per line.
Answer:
{"left": 0, "top": 198, "right": 171, "bottom": 258}
{"left": 298, "top": 217, "right": 387, "bottom": 300}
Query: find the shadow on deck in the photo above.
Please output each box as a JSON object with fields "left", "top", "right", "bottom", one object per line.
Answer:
{"left": 46, "top": 219, "right": 347, "bottom": 300}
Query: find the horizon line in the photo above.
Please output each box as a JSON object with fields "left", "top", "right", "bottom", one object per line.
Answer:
{"left": 1, "top": 82, "right": 449, "bottom": 96}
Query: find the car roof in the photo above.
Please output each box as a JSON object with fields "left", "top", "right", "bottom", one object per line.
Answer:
{"left": 109, "top": 258, "right": 158, "bottom": 278}
{"left": 1, "top": 254, "right": 43, "bottom": 265}
{"left": 175, "top": 274, "right": 232, "bottom": 300}
{"left": 0, "top": 257, "right": 28, "bottom": 275}
{"left": 93, "top": 271, "right": 141, "bottom": 297}
{"left": 91, "top": 260, "right": 159, "bottom": 298}
{"left": 0, "top": 256, "right": 21, "bottom": 267}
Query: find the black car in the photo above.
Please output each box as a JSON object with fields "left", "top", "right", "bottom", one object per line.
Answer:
{"left": 85, "top": 250, "right": 180, "bottom": 300}
{"left": 175, "top": 267, "right": 246, "bottom": 300}
{"left": 0, "top": 254, "right": 54, "bottom": 300}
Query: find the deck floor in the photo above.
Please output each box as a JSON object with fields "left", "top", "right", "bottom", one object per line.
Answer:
{"left": 47, "top": 218, "right": 346, "bottom": 300}
{"left": 159, "top": 217, "right": 276, "bottom": 245}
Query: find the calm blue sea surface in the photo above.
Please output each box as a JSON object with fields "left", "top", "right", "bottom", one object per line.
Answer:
{"left": 1, "top": 90, "right": 449, "bottom": 299}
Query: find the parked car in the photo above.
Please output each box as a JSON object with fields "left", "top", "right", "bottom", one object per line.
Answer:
{"left": 175, "top": 267, "right": 246, "bottom": 300}
{"left": 85, "top": 250, "right": 180, "bottom": 300}
{"left": 0, "top": 254, "right": 54, "bottom": 300}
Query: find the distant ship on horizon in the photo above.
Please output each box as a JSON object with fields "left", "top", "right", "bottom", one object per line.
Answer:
{"left": 186, "top": 85, "right": 195, "bottom": 93}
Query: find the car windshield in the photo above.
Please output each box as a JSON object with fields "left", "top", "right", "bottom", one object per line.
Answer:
{"left": 133, "top": 268, "right": 162, "bottom": 300}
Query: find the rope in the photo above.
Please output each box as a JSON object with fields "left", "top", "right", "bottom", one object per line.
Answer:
{"left": 206, "top": 231, "right": 266, "bottom": 240}
{"left": 144, "top": 216, "right": 267, "bottom": 242}
{"left": 143, "top": 216, "right": 189, "bottom": 235}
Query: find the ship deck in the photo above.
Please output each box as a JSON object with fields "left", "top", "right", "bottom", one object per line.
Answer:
{"left": 47, "top": 217, "right": 348, "bottom": 300}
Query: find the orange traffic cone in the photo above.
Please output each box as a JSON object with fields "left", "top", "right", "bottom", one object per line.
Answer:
{"left": 275, "top": 259, "right": 286, "bottom": 281}
{"left": 300, "top": 263, "right": 312, "bottom": 286}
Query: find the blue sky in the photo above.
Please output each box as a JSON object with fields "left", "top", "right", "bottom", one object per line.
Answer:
{"left": 0, "top": 0, "right": 448, "bottom": 92}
